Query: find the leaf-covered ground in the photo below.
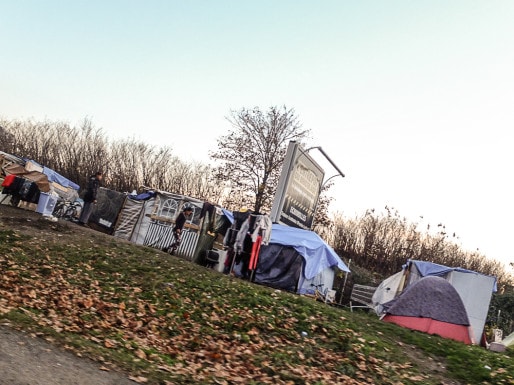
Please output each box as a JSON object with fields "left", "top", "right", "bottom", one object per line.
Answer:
{"left": 0, "top": 205, "right": 512, "bottom": 385}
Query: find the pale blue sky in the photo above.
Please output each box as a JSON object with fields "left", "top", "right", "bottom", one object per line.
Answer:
{"left": 1, "top": 1, "right": 513, "bottom": 270}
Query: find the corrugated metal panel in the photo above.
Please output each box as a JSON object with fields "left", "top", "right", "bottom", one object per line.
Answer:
{"left": 143, "top": 221, "right": 199, "bottom": 260}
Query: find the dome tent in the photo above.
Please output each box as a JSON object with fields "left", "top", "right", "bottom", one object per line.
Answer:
{"left": 372, "top": 259, "right": 496, "bottom": 344}
{"left": 382, "top": 276, "right": 473, "bottom": 344}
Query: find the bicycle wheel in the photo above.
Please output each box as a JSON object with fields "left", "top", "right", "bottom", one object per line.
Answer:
{"left": 10, "top": 195, "right": 20, "bottom": 207}
{"left": 63, "top": 206, "right": 77, "bottom": 221}
{"left": 53, "top": 204, "right": 65, "bottom": 218}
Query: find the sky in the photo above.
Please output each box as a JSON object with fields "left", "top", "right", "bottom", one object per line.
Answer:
{"left": 1, "top": 1, "right": 513, "bottom": 271}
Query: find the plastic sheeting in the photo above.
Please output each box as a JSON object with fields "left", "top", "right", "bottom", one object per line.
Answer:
{"left": 90, "top": 188, "right": 127, "bottom": 231}
{"left": 254, "top": 245, "right": 303, "bottom": 292}
{"left": 41, "top": 166, "right": 79, "bottom": 190}
{"left": 269, "top": 224, "right": 350, "bottom": 278}
{"left": 407, "top": 260, "right": 497, "bottom": 292}
{"left": 3, "top": 164, "right": 51, "bottom": 192}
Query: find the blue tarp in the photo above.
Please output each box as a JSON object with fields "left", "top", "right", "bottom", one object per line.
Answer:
{"left": 222, "top": 208, "right": 234, "bottom": 223}
{"left": 25, "top": 159, "right": 80, "bottom": 190}
{"left": 42, "top": 167, "right": 80, "bottom": 190}
{"left": 268, "top": 223, "right": 350, "bottom": 278}
{"left": 407, "top": 260, "right": 497, "bottom": 292}
{"left": 129, "top": 191, "right": 157, "bottom": 201}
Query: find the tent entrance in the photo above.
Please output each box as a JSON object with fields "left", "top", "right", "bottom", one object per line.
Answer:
{"left": 253, "top": 245, "right": 303, "bottom": 292}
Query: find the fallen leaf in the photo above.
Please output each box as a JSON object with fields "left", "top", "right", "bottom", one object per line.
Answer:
{"left": 135, "top": 348, "right": 147, "bottom": 360}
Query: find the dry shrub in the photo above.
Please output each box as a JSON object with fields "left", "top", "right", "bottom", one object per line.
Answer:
{"left": 330, "top": 206, "right": 514, "bottom": 292}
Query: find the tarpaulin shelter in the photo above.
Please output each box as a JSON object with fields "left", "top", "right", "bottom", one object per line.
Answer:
{"left": 382, "top": 276, "right": 473, "bottom": 344}
{"left": 372, "top": 260, "right": 496, "bottom": 344}
{"left": 2, "top": 162, "right": 50, "bottom": 194}
{"left": 1, "top": 153, "right": 79, "bottom": 207}
{"left": 253, "top": 223, "right": 350, "bottom": 294}
{"left": 25, "top": 159, "right": 79, "bottom": 198}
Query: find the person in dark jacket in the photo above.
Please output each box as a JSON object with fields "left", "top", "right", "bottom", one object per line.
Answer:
{"left": 166, "top": 206, "right": 194, "bottom": 254}
{"left": 78, "top": 171, "right": 103, "bottom": 227}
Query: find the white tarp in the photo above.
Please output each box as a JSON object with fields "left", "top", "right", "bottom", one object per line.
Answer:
{"left": 298, "top": 266, "right": 335, "bottom": 295}
{"left": 447, "top": 270, "right": 496, "bottom": 345}
{"left": 372, "top": 271, "right": 404, "bottom": 314}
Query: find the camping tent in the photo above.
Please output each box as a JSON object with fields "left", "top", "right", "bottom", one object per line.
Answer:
{"left": 373, "top": 260, "right": 496, "bottom": 344}
{"left": 382, "top": 276, "right": 473, "bottom": 344}
{"left": 502, "top": 331, "right": 514, "bottom": 348}
{"left": 253, "top": 223, "right": 350, "bottom": 294}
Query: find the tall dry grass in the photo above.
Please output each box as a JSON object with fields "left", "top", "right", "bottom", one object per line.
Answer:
{"left": 328, "top": 206, "right": 513, "bottom": 292}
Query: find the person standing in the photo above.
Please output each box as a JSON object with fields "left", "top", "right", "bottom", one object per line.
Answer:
{"left": 78, "top": 171, "right": 103, "bottom": 227}
{"left": 166, "top": 206, "right": 194, "bottom": 254}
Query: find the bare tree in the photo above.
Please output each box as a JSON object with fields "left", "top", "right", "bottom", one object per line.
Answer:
{"left": 0, "top": 117, "right": 220, "bottom": 199}
{"left": 0, "top": 123, "right": 15, "bottom": 152}
{"left": 312, "top": 181, "right": 335, "bottom": 234}
{"left": 210, "top": 106, "right": 310, "bottom": 213}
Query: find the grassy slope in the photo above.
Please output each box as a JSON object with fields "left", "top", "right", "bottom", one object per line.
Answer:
{"left": 0, "top": 215, "right": 512, "bottom": 385}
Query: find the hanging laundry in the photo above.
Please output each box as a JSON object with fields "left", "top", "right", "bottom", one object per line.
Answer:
{"left": 251, "top": 215, "right": 272, "bottom": 245}
{"left": 199, "top": 201, "right": 217, "bottom": 233}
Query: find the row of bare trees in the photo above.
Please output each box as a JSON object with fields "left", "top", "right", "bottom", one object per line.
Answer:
{"left": 327, "top": 206, "right": 513, "bottom": 291}
{"left": 0, "top": 118, "right": 223, "bottom": 202}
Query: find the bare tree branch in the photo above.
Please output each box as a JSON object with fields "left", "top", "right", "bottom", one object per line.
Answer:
{"left": 210, "top": 106, "right": 310, "bottom": 213}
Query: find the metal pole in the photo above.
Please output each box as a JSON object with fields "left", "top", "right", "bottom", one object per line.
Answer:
{"left": 317, "top": 147, "right": 345, "bottom": 178}
{"left": 339, "top": 259, "right": 351, "bottom": 305}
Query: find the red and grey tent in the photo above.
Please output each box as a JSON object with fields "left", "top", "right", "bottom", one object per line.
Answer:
{"left": 381, "top": 276, "right": 473, "bottom": 344}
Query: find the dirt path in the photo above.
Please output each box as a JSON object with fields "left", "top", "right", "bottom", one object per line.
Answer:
{"left": 0, "top": 324, "right": 135, "bottom": 385}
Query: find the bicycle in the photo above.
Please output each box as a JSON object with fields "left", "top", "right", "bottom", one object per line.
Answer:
{"left": 53, "top": 199, "right": 83, "bottom": 222}
{"left": 310, "top": 283, "right": 336, "bottom": 304}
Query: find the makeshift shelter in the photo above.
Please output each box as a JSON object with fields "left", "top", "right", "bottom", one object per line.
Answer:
{"left": 253, "top": 224, "right": 350, "bottom": 294}
{"left": 372, "top": 260, "right": 496, "bottom": 344}
{"left": 382, "top": 276, "right": 473, "bottom": 344}
{"left": 90, "top": 187, "right": 127, "bottom": 233}
{"left": 113, "top": 190, "right": 205, "bottom": 260}
{"left": 1, "top": 153, "right": 79, "bottom": 208}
